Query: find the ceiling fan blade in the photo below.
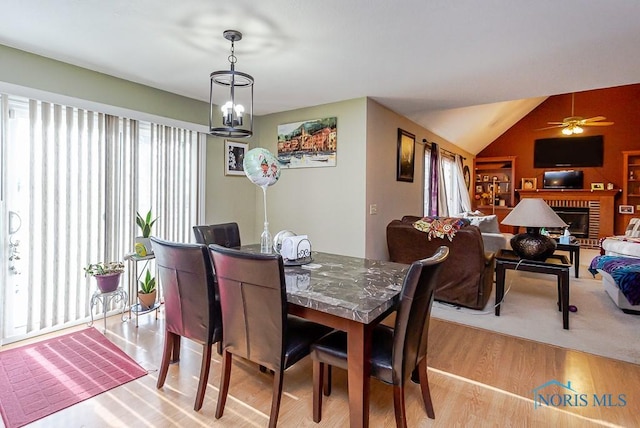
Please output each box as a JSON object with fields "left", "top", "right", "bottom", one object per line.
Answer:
{"left": 582, "top": 116, "right": 607, "bottom": 123}
{"left": 536, "top": 125, "right": 565, "bottom": 130}
{"left": 583, "top": 121, "right": 614, "bottom": 126}
{"left": 546, "top": 121, "right": 565, "bottom": 125}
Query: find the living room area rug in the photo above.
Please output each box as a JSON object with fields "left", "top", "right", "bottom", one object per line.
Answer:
{"left": 431, "top": 248, "right": 640, "bottom": 365}
{"left": 0, "top": 327, "right": 147, "bottom": 428}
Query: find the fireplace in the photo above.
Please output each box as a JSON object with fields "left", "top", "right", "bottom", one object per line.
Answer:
{"left": 549, "top": 206, "right": 589, "bottom": 238}
{"left": 517, "top": 189, "right": 618, "bottom": 248}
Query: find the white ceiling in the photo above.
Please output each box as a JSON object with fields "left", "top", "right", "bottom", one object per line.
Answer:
{"left": 2, "top": 0, "right": 640, "bottom": 154}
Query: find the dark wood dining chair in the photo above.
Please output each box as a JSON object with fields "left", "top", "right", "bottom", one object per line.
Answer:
{"left": 193, "top": 222, "right": 241, "bottom": 248}
{"left": 310, "top": 246, "right": 449, "bottom": 427}
{"left": 151, "top": 237, "right": 222, "bottom": 411}
{"left": 209, "top": 244, "right": 333, "bottom": 428}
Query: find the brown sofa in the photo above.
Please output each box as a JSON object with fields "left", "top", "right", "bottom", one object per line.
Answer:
{"left": 386, "top": 216, "right": 495, "bottom": 310}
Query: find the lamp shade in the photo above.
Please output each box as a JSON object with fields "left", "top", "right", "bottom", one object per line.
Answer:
{"left": 501, "top": 198, "right": 567, "bottom": 261}
{"left": 501, "top": 198, "right": 567, "bottom": 228}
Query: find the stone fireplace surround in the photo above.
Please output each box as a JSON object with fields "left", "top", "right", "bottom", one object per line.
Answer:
{"left": 517, "top": 189, "right": 620, "bottom": 248}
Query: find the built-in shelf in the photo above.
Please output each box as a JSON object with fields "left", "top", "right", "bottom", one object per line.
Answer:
{"left": 623, "top": 151, "right": 640, "bottom": 214}
{"left": 473, "top": 156, "right": 516, "bottom": 209}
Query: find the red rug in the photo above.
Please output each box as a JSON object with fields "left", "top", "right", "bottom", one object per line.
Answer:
{"left": 0, "top": 327, "right": 147, "bottom": 428}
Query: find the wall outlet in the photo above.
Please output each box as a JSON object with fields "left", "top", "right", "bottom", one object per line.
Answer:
{"left": 369, "top": 204, "right": 378, "bottom": 215}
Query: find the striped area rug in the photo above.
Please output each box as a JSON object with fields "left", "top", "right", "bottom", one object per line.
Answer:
{"left": 0, "top": 327, "right": 147, "bottom": 428}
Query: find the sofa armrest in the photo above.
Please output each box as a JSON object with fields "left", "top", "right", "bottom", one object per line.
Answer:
{"left": 483, "top": 251, "right": 495, "bottom": 266}
{"left": 482, "top": 233, "right": 512, "bottom": 254}
{"left": 601, "top": 237, "right": 640, "bottom": 258}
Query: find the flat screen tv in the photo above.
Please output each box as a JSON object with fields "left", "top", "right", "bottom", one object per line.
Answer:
{"left": 534, "top": 135, "right": 603, "bottom": 168}
{"left": 543, "top": 170, "right": 584, "bottom": 189}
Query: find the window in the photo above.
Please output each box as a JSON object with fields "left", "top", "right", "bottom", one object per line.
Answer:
{"left": 0, "top": 94, "right": 202, "bottom": 343}
{"left": 424, "top": 148, "right": 469, "bottom": 216}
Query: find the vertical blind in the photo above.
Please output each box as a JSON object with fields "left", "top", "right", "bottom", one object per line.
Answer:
{"left": 1, "top": 94, "right": 202, "bottom": 343}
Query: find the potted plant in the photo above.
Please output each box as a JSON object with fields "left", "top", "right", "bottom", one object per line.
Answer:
{"left": 138, "top": 269, "right": 157, "bottom": 310}
{"left": 135, "top": 210, "right": 158, "bottom": 255}
{"left": 84, "top": 261, "right": 125, "bottom": 293}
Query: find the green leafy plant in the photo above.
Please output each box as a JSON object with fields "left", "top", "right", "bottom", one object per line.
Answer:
{"left": 136, "top": 210, "right": 158, "bottom": 238}
{"left": 139, "top": 269, "right": 156, "bottom": 294}
{"left": 84, "top": 261, "right": 125, "bottom": 276}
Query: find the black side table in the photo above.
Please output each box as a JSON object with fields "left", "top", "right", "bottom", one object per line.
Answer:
{"left": 494, "top": 249, "right": 572, "bottom": 329}
{"left": 554, "top": 241, "right": 581, "bottom": 278}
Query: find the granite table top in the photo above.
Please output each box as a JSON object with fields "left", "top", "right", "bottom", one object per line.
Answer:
{"left": 242, "top": 245, "right": 409, "bottom": 324}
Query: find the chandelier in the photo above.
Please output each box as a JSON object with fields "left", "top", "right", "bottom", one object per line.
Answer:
{"left": 209, "top": 30, "right": 254, "bottom": 138}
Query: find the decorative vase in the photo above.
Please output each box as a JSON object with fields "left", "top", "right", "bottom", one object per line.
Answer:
{"left": 138, "top": 289, "right": 157, "bottom": 310}
{"left": 510, "top": 228, "right": 557, "bottom": 261}
{"left": 95, "top": 273, "right": 121, "bottom": 293}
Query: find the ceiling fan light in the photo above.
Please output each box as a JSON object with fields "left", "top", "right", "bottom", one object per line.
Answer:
{"left": 541, "top": 93, "right": 613, "bottom": 135}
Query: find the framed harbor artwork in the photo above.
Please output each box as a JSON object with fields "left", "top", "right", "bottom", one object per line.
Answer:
{"left": 277, "top": 117, "right": 337, "bottom": 168}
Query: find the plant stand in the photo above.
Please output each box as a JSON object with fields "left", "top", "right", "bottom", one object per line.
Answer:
{"left": 124, "top": 252, "right": 161, "bottom": 327}
{"left": 88, "top": 288, "right": 128, "bottom": 333}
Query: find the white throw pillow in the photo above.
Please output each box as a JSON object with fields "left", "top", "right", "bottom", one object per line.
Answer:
{"left": 457, "top": 210, "right": 484, "bottom": 218}
{"left": 467, "top": 214, "right": 501, "bottom": 234}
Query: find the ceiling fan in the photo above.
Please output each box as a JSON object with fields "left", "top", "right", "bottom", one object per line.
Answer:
{"left": 537, "top": 93, "right": 614, "bottom": 135}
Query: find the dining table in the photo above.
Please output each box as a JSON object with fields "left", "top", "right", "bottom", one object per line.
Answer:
{"left": 242, "top": 244, "right": 408, "bottom": 428}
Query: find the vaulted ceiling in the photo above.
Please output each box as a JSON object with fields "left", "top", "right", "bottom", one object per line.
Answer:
{"left": 2, "top": 1, "right": 640, "bottom": 154}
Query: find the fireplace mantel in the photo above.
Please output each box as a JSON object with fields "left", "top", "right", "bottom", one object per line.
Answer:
{"left": 516, "top": 189, "right": 621, "bottom": 238}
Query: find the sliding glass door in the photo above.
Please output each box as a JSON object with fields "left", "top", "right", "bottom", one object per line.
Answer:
{"left": 0, "top": 94, "right": 202, "bottom": 344}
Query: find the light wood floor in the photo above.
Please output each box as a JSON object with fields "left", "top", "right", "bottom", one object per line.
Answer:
{"left": 3, "top": 310, "right": 639, "bottom": 427}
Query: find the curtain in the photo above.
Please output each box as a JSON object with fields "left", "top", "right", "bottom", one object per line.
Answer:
{"left": 427, "top": 142, "right": 449, "bottom": 216}
{"left": 427, "top": 143, "right": 440, "bottom": 216}
{"left": 455, "top": 155, "right": 472, "bottom": 213}
{"left": 437, "top": 158, "right": 449, "bottom": 216}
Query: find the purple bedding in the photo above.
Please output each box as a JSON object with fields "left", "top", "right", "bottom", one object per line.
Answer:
{"left": 589, "top": 255, "right": 640, "bottom": 305}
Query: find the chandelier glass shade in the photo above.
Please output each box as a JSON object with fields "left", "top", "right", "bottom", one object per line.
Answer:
{"left": 209, "top": 30, "right": 254, "bottom": 138}
{"left": 561, "top": 124, "right": 584, "bottom": 135}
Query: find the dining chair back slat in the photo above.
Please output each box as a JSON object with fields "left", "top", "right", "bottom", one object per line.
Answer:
{"left": 310, "top": 246, "right": 449, "bottom": 427}
{"left": 393, "top": 247, "right": 447, "bottom": 384}
{"left": 151, "top": 237, "right": 222, "bottom": 411}
{"left": 193, "top": 222, "right": 241, "bottom": 248}
{"left": 209, "top": 244, "right": 332, "bottom": 428}
{"left": 212, "top": 246, "right": 286, "bottom": 371}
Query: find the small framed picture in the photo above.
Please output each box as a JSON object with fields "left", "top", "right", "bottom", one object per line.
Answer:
{"left": 475, "top": 185, "right": 483, "bottom": 193}
{"left": 521, "top": 178, "right": 537, "bottom": 190}
{"left": 619, "top": 205, "right": 635, "bottom": 214}
{"left": 225, "top": 140, "right": 249, "bottom": 176}
{"left": 591, "top": 182, "right": 605, "bottom": 191}
{"left": 482, "top": 175, "right": 489, "bottom": 182}
{"left": 396, "top": 128, "right": 416, "bottom": 182}
{"left": 476, "top": 174, "right": 482, "bottom": 181}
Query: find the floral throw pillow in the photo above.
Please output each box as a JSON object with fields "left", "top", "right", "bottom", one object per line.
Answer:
{"left": 413, "top": 216, "right": 469, "bottom": 241}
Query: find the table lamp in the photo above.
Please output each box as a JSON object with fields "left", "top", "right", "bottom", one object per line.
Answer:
{"left": 501, "top": 198, "right": 567, "bottom": 261}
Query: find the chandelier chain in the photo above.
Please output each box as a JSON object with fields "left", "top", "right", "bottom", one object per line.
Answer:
{"left": 228, "top": 40, "right": 237, "bottom": 65}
